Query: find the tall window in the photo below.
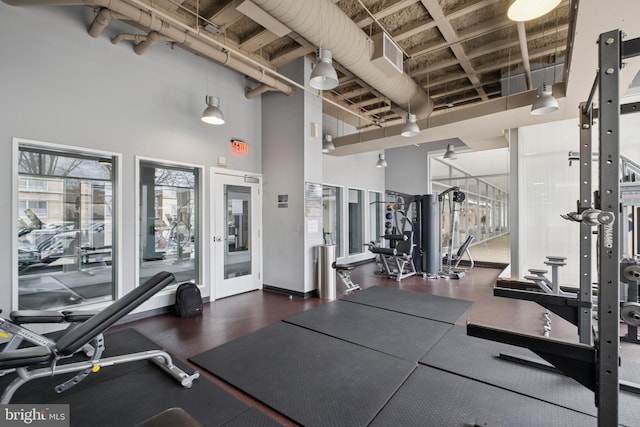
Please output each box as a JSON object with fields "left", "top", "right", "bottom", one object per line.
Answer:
{"left": 139, "top": 161, "right": 199, "bottom": 285}
{"left": 368, "top": 191, "right": 382, "bottom": 243}
{"left": 348, "top": 188, "right": 364, "bottom": 255}
{"left": 18, "top": 145, "right": 115, "bottom": 310}
{"left": 322, "top": 185, "right": 342, "bottom": 257}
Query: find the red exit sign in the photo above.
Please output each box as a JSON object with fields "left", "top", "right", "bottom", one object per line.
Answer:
{"left": 231, "top": 139, "right": 248, "bottom": 155}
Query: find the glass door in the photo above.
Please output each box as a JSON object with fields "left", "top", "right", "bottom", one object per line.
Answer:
{"left": 212, "top": 170, "right": 261, "bottom": 299}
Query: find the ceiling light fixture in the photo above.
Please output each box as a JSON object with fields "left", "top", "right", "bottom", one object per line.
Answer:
{"left": 507, "top": 0, "right": 561, "bottom": 22}
{"left": 530, "top": 83, "right": 559, "bottom": 115}
{"left": 201, "top": 95, "right": 225, "bottom": 125}
{"left": 322, "top": 134, "right": 335, "bottom": 153}
{"left": 401, "top": 113, "right": 420, "bottom": 137}
{"left": 443, "top": 144, "right": 457, "bottom": 160}
{"left": 310, "top": 48, "right": 338, "bottom": 90}
{"left": 376, "top": 153, "right": 387, "bottom": 168}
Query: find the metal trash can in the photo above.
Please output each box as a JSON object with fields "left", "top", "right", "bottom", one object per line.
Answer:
{"left": 317, "top": 245, "right": 337, "bottom": 300}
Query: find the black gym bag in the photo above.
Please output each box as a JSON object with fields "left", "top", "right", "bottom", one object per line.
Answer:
{"left": 174, "top": 282, "right": 203, "bottom": 318}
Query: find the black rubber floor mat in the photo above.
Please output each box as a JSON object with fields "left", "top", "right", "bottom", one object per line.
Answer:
{"left": 189, "top": 322, "right": 415, "bottom": 427}
{"left": 283, "top": 300, "right": 452, "bottom": 362}
{"left": 222, "top": 408, "right": 284, "bottom": 427}
{"left": 370, "top": 365, "right": 597, "bottom": 427}
{"left": 420, "top": 325, "right": 640, "bottom": 426}
{"left": 0, "top": 328, "right": 250, "bottom": 427}
{"left": 341, "top": 285, "right": 472, "bottom": 324}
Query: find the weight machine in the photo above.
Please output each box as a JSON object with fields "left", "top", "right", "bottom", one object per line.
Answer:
{"left": 368, "top": 196, "right": 417, "bottom": 282}
{"left": 468, "top": 30, "right": 640, "bottom": 426}
{"left": 375, "top": 190, "right": 473, "bottom": 280}
{"left": 437, "top": 186, "right": 471, "bottom": 279}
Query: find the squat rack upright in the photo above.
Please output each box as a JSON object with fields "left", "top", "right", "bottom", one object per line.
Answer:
{"left": 467, "top": 29, "right": 640, "bottom": 426}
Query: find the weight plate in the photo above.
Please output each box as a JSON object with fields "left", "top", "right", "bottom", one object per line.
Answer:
{"left": 621, "top": 302, "right": 640, "bottom": 327}
{"left": 624, "top": 265, "right": 640, "bottom": 282}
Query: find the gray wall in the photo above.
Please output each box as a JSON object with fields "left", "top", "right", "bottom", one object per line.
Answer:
{"left": 384, "top": 139, "right": 465, "bottom": 195}
{"left": 384, "top": 146, "right": 429, "bottom": 195}
{"left": 0, "top": 3, "right": 388, "bottom": 311}
{"left": 0, "top": 4, "right": 263, "bottom": 313}
{"left": 261, "top": 59, "right": 315, "bottom": 294}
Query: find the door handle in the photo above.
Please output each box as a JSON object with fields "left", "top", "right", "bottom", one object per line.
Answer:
{"left": 214, "top": 236, "right": 223, "bottom": 242}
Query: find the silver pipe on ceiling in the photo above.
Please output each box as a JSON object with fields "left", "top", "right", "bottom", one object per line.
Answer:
{"left": 4, "top": 0, "right": 295, "bottom": 96}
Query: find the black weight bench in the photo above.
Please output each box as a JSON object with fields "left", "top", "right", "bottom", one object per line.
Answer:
{"left": 0, "top": 271, "right": 200, "bottom": 403}
{"left": 369, "top": 230, "right": 417, "bottom": 282}
{"left": 451, "top": 235, "right": 475, "bottom": 270}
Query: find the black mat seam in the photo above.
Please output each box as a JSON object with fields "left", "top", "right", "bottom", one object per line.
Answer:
{"left": 188, "top": 359, "right": 296, "bottom": 425}
{"left": 188, "top": 322, "right": 420, "bottom": 427}
{"left": 365, "top": 365, "right": 419, "bottom": 427}
{"left": 280, "top": 318, "right": 431, "bottom": 364}
{"left": 338, "top": 297, "right": 464, "bottom": 326}
{"left": 219, "top": 407, "right": 277, "bottom": 427}
{"left": 418, "top": 360, "right": 598, "bottom": 420}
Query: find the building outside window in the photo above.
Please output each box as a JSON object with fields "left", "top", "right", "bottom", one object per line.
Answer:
{"left": 17, "top": 145, "right": 115, "bottom": 310}
{"left": 139, "top": 161, "right": 199, "bottom": 285}
{"left": 368, "top": 191, "right": 382, "bottom": 244}
{"left": 19, "top": 200, "right": 48, "bottom": 219}
{"left": 348, "top": 188, "right": 364, "bottom": 255}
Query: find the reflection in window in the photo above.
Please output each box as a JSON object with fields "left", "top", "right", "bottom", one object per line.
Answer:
{"left": 139, "top": 162, "right": 199, "bottom": 285}
{"left": 369, "top": 191, "right": 382, "bottom": 243}
{"left": 17, "top": 145, "right": 115, "bottom": 310}
{"left": 225, "top": 185, "right": 251, "bottom": 279}
{"left": 348, "top": 188, "right": 364, "bottom": 255}
{"left": 322, "top": 185, "right": 342, "bottom": 257}
{"left": 431, "top": 155, "right": 509, "bottom": 251}
{"left": 19, "top": 200, "right": 48, "bottom": 219}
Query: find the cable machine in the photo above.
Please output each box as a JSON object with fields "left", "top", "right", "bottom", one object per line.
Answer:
{"left": 437, "top": 186, "right": 470, "bottom": 279}
{"left": 467, "top": 30, "right": 640, "bottom": 425}
{"left": 376, "top": 190, "right": 470, "bottom": 280}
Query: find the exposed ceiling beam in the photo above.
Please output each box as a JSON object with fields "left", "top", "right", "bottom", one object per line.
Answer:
{"left": 240, "top": 29, "right": 281, "bottom": 52}
{"left": 354, "top": 0, "right": 419, "bottom": 28}
{"left": 420, "top": 0, "right": 488, "bottom": 101}
{"left": 208, "top": 0, "right": 244, "bottom": 28}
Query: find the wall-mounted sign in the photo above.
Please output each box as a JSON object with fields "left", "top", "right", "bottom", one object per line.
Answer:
{"left": 231, "top": 139, "right": 249, "bottom": 155}
{"left": 304, "top": 182, "right": 322, "bottom": 217}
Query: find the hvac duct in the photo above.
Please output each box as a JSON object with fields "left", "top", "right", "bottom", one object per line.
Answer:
{"left": 251, "top": 0, "right": 434, "bottom": 118}
{"left": 4, "top": 0, "right": 294, "bottom": 97}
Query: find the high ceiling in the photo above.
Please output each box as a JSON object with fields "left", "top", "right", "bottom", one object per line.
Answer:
{"left": 145, "top": 0, "right": 574, "bottom": 129}
{"left": 6, "top": 0, "right": 640, "bottom": 156}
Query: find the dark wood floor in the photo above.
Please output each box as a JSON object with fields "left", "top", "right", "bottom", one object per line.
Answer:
{"left": 112, "top": 262, "right": 640, "bottom": 426}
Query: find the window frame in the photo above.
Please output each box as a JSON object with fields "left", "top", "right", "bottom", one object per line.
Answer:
{"left": 322, "top": 183, "right": 344, "bottom": 258}
{"left": 368, "top": 190, "right": 383, "bottom": 244}
{"left": 347, "top": 187, "right": 366, "bottom": 256}
{"left": 135, "top": 156, "right": 205, "bottom": 295}
{"left": 12, "top": 137, "right": 122, "bottom": 311}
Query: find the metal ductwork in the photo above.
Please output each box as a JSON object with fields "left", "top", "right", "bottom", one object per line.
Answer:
{"left": 3, "top": 0, "right": 294, "bottom": 96}
{"left": 251, "top": 0, "right": 434, "bottom": 118}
